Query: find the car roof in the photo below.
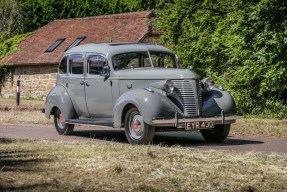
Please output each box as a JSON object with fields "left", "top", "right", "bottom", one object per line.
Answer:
{"left": 65, "top": 42, "right": 173, "bottom": 56}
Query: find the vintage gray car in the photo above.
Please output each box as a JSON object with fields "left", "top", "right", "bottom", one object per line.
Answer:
{"left": 45, "top": 42, "right": 236, "bottom": 144}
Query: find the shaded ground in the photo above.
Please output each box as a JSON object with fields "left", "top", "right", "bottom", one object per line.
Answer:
{"left": 1, "top": 124, "right": 286, "bottom": 153}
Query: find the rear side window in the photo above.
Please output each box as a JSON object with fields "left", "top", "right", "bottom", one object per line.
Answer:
{"left": 87, "top": 55, "right": 107, "bottom": 75}
{"left": 68, "top": 55, "right": 84, "bottom": 74}
{"left": 112, "top": 52, "right": 150, "bottom": 70}
{"left": 59, "top": 56, "right": 67, "bottom": 74}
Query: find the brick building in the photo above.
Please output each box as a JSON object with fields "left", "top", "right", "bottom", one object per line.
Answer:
{"left": 0, "top": 11, "right": 161, "bottom": 98}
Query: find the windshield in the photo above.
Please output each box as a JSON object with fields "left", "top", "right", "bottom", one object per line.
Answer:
{"left": 112, "top": 51, "right": 177, "bottom": 70}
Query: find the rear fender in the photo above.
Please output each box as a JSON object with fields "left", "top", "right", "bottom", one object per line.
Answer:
{"left": 45, "top": 85, "right": 77, "bottom": 120}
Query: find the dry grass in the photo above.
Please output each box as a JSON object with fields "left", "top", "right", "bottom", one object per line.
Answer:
{"left": 0, "top": 98, "right": 44, "bottom": 111}
{"left": 0, "top": 110, "right": 51, "bottom": 125}
{"left": 231, "top": 118, "right": 287, "bottom": 138}
{"left": 0, "top": 98, "right": 51, "bottom": 125}
{"left": 0, "top": 138, "right": 286, "bottom": 192}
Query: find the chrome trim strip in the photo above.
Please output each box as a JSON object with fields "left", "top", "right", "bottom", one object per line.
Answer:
{"left": 195, "top": 79, "right": 201, "bottom": 116}
{"left": 151, "top": 115, "right": 237, "bottom": 128}
{"left": 174, "top": 112, "right": 178, "bottom": 127}
{"left": 221, "top": 110, "right": 225, "bottom": 124}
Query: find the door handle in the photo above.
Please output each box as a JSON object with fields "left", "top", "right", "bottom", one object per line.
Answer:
{"left": 80, "top": 80, "right": 84, "bottom": 85}
{"left": 127, "top": 83, "right": 132, "bottom": 89}
{"left": 85, "top": 81, "right": 90, "bottom": 86}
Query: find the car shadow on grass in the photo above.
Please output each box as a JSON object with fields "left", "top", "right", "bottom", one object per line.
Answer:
{"left": 72, "top": 129, "right": 127, "bottom": 143}
{"left": 71, "top": 129, "right": 264, "bottom": 147}
{"left": 153, "top": 132, "right": 264, "bottom": 147}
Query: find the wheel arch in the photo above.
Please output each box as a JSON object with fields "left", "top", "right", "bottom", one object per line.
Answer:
{"left": 45, "top": 85, "right": 77, "bottom": 120}
{"left": 113, "top": 89, "right": 178, "bottom": 128}
{"left": 121, "top": 103, "right": 137, "bottom": 128}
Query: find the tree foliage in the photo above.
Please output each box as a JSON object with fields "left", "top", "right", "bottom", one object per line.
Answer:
{"left": 1, "top": 0, "right": 165, "bottom": 38}
{"left": 19, "top": 0, "right": 162, "bottom": 33}
{"left": 0, "top": 0, "right": 23, "bottom": 42}
{"left": 157, "top": 0, "right": 287, "bottom": 117}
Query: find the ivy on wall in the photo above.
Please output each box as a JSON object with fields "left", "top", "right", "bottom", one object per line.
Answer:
{"left": 0, "top": 33, "right": 31, "bottom": 94}
{"left": 0, "top": 64, "right": 14, "bottom": 92}
{"left": 0, "top": 33, "right": 32, "bottom": 60}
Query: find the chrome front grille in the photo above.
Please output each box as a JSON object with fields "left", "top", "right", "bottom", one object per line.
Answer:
{"left": 173, "top": 79, "right": 202, "bottom": 116}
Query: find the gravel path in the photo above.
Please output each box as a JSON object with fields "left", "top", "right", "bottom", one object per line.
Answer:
{"left": 1, "top": 124, "right": 286, "bottom": 153}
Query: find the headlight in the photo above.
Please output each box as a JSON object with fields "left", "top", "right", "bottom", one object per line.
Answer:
{"left": 164, "top": 79, "right": 175, "bottom": 93}
{"left": 201, "top": 78, "right": 215, "bottom": 91}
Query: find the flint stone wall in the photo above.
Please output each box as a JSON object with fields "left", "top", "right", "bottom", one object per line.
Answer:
{"left": 1, "top": 64, "right": 57, "bottom": 99}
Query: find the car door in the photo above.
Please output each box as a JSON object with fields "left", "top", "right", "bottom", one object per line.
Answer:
{"left": 85, "top": 54, "right": 113, "bottom": 118}
{"left": 66, "top": 54, "right": 89, "bottom": 117}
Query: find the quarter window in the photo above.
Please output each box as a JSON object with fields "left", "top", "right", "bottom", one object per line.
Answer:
{"left": 87, "top": 55, "right": 107, "bottom": 75}
{"left": 68, "top": 55, "right": 84, "bottom": 74}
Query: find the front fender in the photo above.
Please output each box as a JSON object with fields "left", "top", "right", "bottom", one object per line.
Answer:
{"left": 202, "top": 88, "right": 236, "bottom": 116}
{"left": 113, "top": 89, "right": 179, "bottom": 127}
{"left": 45, "top": 85, "right": 77, "bottom": 120}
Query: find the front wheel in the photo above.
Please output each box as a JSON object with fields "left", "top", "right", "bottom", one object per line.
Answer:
{"left": 124, "top": 107, "right": 155, "bottom": 145}
{"left": 200, "top": 124, "right": 230, "bottom": 143}
{"left": 54, "top": 108, "right": 74, "bottom": 135}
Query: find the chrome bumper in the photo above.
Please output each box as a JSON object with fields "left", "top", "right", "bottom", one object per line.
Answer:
{"left": 151, "top": 114, "right": 237, "bottom": 128}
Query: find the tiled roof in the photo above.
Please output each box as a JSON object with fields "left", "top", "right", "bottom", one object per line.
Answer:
{"left": 1, "top": 11, "right": 156, "bottom": 65}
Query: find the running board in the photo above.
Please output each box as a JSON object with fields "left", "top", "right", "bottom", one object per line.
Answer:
{"left": 65, "top": 119, "right": 113, "bottom": 127}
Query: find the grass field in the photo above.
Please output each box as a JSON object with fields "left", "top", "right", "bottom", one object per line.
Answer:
{"left": 0, "top": 138, "right": 287, "bottom": 192}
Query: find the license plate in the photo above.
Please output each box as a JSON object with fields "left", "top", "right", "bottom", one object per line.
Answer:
{"left": 185, "top": 121, "right": 214, "bottom": 130}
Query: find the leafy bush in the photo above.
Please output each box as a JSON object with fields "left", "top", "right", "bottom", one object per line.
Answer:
{"left": 157, "top": 0, "right": 287, "bottom": 118}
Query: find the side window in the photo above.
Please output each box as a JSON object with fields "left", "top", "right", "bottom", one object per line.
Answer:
{"left": 112, "top": 52, "right": 150, "bottom": 70}
{"left": 87, "top": 55, "right": 107, "bottom": 75}
{"left": 68, "top": 55, "right": 84, "bottom": 74}
{"left": 59, "top": 56, "right": 67, "bottom": 74}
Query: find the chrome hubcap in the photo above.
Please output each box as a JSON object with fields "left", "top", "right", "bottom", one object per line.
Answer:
{"left": 57, "top": 110, "right": 65, "bottom": 129}
{"left": 129, "top": 114, "right": 144, "bottom": 140}
{"left": 59, "top": 113, "right": 64, "bottom": 123}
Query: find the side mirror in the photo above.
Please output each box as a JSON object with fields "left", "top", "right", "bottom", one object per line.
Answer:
{"left": 101, "top": 62, "right": 110, "bottom": 80}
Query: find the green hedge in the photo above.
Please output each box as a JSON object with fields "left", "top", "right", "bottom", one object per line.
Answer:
{"left": 156, "top": 0, "right": 287, "bottom": 118}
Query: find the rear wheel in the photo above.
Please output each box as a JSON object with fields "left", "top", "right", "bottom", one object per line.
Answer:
{"left": 200, "top": 124, "right": 230, "bottom": 143}
{"left": 124, "top": 107, "right": 155, "bottom": 145}
{"left": 54, "top": 108, "right": 74, "bottom": 135}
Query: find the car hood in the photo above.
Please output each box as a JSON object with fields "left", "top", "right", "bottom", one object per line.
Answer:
{"left": 114, "top": 68, "right": 199, "bottom": 80}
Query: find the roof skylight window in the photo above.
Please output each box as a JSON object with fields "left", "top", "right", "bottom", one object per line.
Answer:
{"left": 65, "top": 36, "right": 86, "bottom": 51}
{"left": 45, "top": 38, "right": 66, "bottom": 52}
